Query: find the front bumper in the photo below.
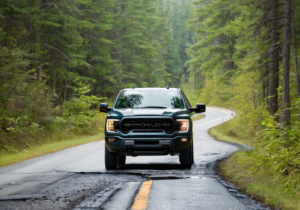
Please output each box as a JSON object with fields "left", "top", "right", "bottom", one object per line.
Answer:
{"left": 105, "top": 135, "right": 192, "bottom": 156}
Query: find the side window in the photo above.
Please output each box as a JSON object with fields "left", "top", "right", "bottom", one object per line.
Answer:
{"left": 181, "top": 90, "right": 192, "bottom": 108}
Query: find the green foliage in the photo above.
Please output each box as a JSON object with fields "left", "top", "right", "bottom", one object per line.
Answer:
{"left": 186, "top": 0, "right": 300, "bottom": 208}
{"left": 256, "top": 113, "right": 300, "bottom": 176}
{"left": 1, "top": 0, "right": 192, "bottom": 101}
{"left": 66, "top": 78, "right": 105, "bottom": 117}
{"left": 0, "top": 47, "right": 104, "bottom": 154}
{"left": 221, "top": 149, "right": 300, "bottom": 209}
{"left": 212, "top": 117, "right": 300, "bottom": 209}
{"left": 184, "top": 0, "right": 300, "bottom": 152}
{"left": 0, "top": 0, "right": 195, "bottom": 154}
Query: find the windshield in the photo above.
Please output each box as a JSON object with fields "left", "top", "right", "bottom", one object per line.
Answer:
{"left": 114, "top": 89, "right": 185, "bottom": 109}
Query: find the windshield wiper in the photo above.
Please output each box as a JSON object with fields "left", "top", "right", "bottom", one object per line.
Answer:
{"left": 136, "top": 106, "right": 167, "bottom": 109}
{"left": 118, "top": 106, "right": 131, "bottom": 108}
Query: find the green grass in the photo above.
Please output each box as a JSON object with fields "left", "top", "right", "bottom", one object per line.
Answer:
{"left": 191, "top": 114, "right": 205, "bottom": 122}
{"left": 208, "top": 121, "right": 248, "bottom": 145}
{"left": 0, "top": 114, "right": 206, "bottom": 168}
{"left": 0, "top": 131, "right": 104, "bottom": 168}
{"left": 221, "top": 152, "right": 300, "bottom": 210}
{"left": 0, "top": 113, "right": 205, "bottom": 168}
{"left": 211, "top": 120, "right": 300, "bottom": 210}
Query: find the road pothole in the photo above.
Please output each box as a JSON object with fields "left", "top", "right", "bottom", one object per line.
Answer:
{"left": 0, "top": 162, "right": 272, "bottom": 210}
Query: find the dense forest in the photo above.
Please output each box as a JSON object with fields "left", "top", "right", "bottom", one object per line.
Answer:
{"left": 1, "top": 0, "right": 300, "bottom": 206}
{"left": 185, "top": 0, "right": 300, "bottom": 207}
{"left": 186, "top": 0, "right": 300, "bottom": 167}
{"left": 1, "top": 0, "right": 300, "bottom": 189}
{"left": 0, "top": 0, "right": 193, "bottom": 151}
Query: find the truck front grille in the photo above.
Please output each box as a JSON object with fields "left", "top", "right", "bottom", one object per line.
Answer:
{"left": 135, "top": 140, "right": 159, "bottom": 145}
{"left": 120, "top": 118, "right": 176, "bottom": 134}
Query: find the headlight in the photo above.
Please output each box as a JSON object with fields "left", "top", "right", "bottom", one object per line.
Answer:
{"left": 106, "top": 119, "right": 120, "bottom": 132}
{"left": 177, "top": 119, "right": 189, "bottom": 132}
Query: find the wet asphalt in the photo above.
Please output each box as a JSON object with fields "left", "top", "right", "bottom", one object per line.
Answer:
{"left": 0, "top": 107, "right": 270, "bottom": 210}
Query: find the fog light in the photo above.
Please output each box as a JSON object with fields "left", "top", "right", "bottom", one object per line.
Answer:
{"left": 181, "top": 138, "right": 188, "bottom": 142}
{"left": 108, "top": 138, "right": 115, "bottom": 142}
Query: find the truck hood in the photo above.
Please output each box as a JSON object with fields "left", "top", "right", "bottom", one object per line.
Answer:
{"left": 109, "top": 108, "right": 189, "bottom": 119}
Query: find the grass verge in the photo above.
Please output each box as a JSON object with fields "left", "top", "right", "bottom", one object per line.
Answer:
{"left": 191, "top": 114, "right": 205, "bottom": 122}
{"left": 220, "top": 152, "right": 300, "bottom": 210}
{"left": 0, "top": 114, "right": 205, "bottom": 168}
{"left": 208, "top": 122, "right": 246, "bottom": 145}
{"left": 0, "top": 131, "right": 104, "bottom": 168}
{"left": 210, "top": 120, "right": 300, "bottom": 210}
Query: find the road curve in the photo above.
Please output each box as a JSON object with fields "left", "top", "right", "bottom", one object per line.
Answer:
{"left": 0, "top": 107, "right": 269, "bottom": 210}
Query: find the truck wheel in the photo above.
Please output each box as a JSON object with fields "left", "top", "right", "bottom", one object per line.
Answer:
{"left": 180, "top": 145, "right": 192, "bottom": 169}
{"left": 105, "top": 145, "right": 117, "bottom": 169}
{"left": 118, "top": 154, "right": 126, "bottom": 165}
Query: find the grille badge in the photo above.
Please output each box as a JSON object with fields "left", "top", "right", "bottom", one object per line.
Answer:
{"left": 121, "top": 119, "right": 175, "bottom": 134}
{"left": 139, "top": 123, "right": 146, "bottom": 127}
{"left": 123, "top": 123, "right": 171, "bottom": 127}
{"left": 147, "top": 123, "right": 153, "bottom": 127}
{"left": 155, "top": 123, "right": 162, "bottom": 127}
{"left": 124, "top": 123, "right": 131, "bottom": 127}
{"left": 162, "top": 123, "right": 171, "bottom": 127}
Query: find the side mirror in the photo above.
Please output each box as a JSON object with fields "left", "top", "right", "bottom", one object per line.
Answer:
{"left": 188, "top": 103, "right": 206, "bottom": 113}
{"left": 196, "top": 103, "right": 206, "bottom": 113}
{"left": 100, "top": 103, "right": 112, "bottom": 113}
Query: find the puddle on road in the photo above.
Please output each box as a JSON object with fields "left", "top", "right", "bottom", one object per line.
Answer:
{"left": 0, "top": 161, "right": 272, "bottom": 210}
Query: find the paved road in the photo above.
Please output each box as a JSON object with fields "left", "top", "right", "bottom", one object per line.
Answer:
{"left": 0, "top": 107, "right": 269, "bottom": 210}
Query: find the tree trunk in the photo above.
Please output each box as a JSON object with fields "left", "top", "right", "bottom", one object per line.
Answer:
{"left": 228, "top": 40, "right": 233, "bottom": 70}
{"left": 5, "top": 15, "right": 12, "bottom": 46}
{"left": 62, "top": 80, "right": 68, "bottom": 117}
{"left": 53, "top": 71, "right": 56, "bottom": 93}
{"left": 263, "top": 82, "right": 266, "bottom": 103}
{"left": 267, "top": 80, "right": 269, "bottom": 106}
{"left": 38, "top": 64, "right": 42, "bottom": 80}
{"left": 268, "top": 3, "right": 280, "bottom": 115}
{"left": 38, "top": 0, "right": 46, "bottom": 81}
{"left": 26, "top": 0, "right": 33, "bottom": 43}
{"left": 292, "top": 0, "right": 300, "bottom": 97}
{"left": 263, "top": 65, "right": 269, "bottom": 105}
{"left": 226, "top": 35, "right": 234, "bottom": 70}
{"left": 227, "top": 11, "right": 234, "bottom": 70}
{"left": 281, "top": 0, "right": 292, "bottom": 126}
{"left": 7, "top": 16, "right": 12, "bottom": 37}
{"left": 268, "top": 1, "right": 280, "bottom": 115}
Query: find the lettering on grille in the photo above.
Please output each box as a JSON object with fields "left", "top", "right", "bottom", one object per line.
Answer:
{"left": 120, "top": 119, "right": 175, "bottom": 134}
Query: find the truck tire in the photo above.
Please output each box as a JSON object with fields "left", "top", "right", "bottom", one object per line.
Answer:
{"left": 105, "top": 145, "right": 117, "bottom": 169}
{"left": 118, "top": 154, "right": 126, "bottom": 165}
{"left": 180, "top": 144, "right": 192, "bottom": 169}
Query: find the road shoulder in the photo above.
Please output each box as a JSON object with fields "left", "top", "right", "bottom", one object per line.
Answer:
{"left": 0, "top": 132, "right": 104, "bottom": 168}
{"left": 210, "top": 119, "right": 300, "bottom": 210}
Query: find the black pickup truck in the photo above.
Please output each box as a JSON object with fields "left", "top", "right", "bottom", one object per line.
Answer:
{"left": 100, "top": 87, "right": 205, "bottom": 169}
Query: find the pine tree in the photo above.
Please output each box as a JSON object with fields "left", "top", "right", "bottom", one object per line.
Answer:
{"left": 282, "top": 0, "right": 292, "bottom": 126}
{"left": 186, "top": 0, "right": 249, "bottom": 90}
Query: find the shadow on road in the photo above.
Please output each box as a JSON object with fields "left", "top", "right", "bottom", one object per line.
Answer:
{"left": 117, "top": 163, "right": 183, "bottom": 170}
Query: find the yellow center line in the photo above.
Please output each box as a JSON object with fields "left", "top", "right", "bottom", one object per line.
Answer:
{"left": 68, "top": 141, "right": 104, "bottom": 155}
{"left": 131, "top": 180, "right": 153, "bottom": 210}
{"left": 194, "top": 115, "right": 221, "bottom": 126}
